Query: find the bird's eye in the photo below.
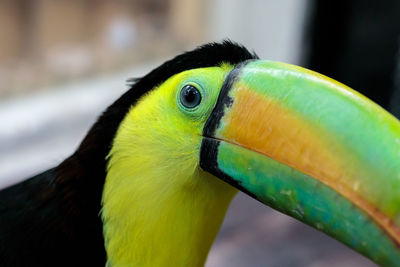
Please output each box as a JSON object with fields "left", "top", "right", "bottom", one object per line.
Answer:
{"left": 179, "top": 84, "right": 202, "bottom": 109}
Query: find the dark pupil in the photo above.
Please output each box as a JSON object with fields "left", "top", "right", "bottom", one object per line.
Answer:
{"left": 180, "top": 85, "right": 201, "bottom": 108}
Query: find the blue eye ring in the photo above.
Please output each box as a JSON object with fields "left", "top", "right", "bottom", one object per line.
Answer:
{"left": 179, "top": 84, "right": 202, "bottom": 109}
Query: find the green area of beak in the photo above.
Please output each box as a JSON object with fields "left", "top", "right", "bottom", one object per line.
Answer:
{"left": 201, "top": 59, "right": 400, "bottom": 266}
{"left": 216, "top": 139, "right": 400, "bottom": 266}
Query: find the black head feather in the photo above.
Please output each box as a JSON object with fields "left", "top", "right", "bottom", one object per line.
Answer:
{"left": 0, "top": 40, "right": 257, "bottom": 266}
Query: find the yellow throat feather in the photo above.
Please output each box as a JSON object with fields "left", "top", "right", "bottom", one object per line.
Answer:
{"left": 102, "top": 65, "right": 237, "bottom": 266}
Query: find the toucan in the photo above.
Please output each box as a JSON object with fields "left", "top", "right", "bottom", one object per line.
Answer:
{"left": 1, "top": 41, "right": 400, "bottom": 266}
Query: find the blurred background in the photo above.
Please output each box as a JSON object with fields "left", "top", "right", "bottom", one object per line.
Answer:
{"left": 1, "top": 0, "right": 400, "bottom": 266}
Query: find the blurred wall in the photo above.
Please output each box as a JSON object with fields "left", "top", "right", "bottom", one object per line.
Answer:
{"left": 205, "top": 0, "right": 309, "bottom": 63}
{"left": 0, "top": 0, "right": 177, "bottom": 97}
{"left": 0, "top": 0, "right": 309, "bottom": 99}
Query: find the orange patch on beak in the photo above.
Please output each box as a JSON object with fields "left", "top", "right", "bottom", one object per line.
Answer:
{"left": 216, "top": 84, "right": 400, "bottom": 244}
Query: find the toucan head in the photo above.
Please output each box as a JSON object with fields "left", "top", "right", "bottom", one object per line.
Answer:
{"left": 87, "top": 41, "right": 400, "bottom": 266}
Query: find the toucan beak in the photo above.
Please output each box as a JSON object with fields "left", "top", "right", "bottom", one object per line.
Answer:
{"left": 200, "top": 60, "right": 400, "bottom": 266}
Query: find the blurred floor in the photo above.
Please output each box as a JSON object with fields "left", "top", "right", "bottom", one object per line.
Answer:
{"left": 208, "top": 194, "right": 376, "bottom": 267}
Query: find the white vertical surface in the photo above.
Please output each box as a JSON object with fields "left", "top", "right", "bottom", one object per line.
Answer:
{"left": 205, "top": 0, "right": 309, "bottom": 64}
